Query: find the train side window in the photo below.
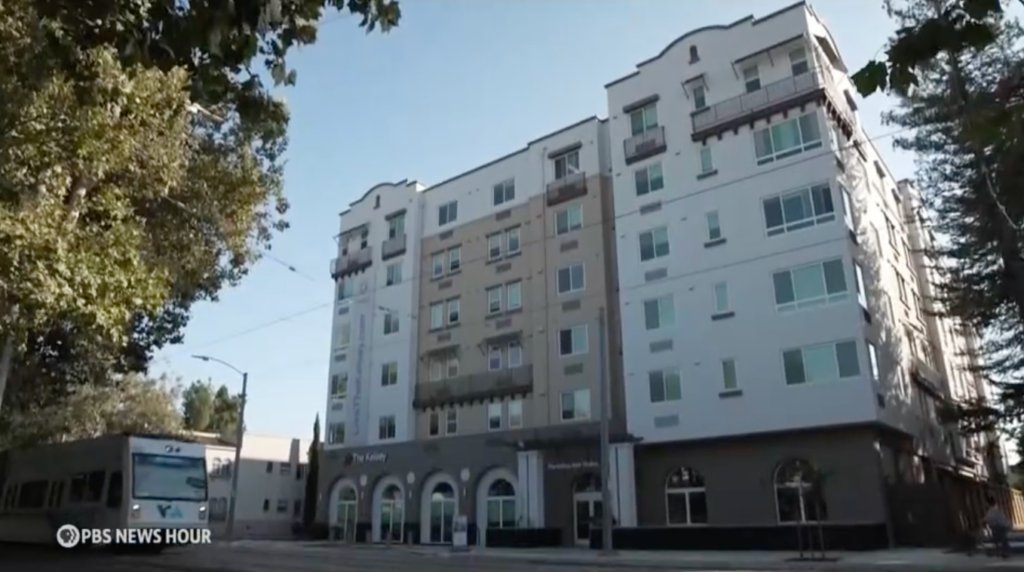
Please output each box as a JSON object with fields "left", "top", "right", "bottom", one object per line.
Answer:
{"left": 16, "top": 480, "right": 49, "bottom": 510}
{"left": 106, "top": 471, "right": 123, "bottom": 509}
{"left": 48, "top": 480, "right": 65, "bottom": 508}
{"left": 85, "top": 470, "right": 105, "bottom": 502}
{"left": 69, "top": 473, "right": 87, "bottom": 503}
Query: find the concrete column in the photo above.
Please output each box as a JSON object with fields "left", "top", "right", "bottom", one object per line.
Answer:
{"left": 517, "top": 450, "right": 545, "bottom": 527}
{"left": 610, "top": 443, "right": 637, "bottom": 527}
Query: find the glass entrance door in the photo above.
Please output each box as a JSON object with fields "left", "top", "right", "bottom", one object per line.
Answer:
{"left": 429, "top": 483, "right": 456, "bottom": 544}
{"left": 573, "top": 492, "right": 602, "bottom": 546}
{"left": 337, "top": 501, "right": 357, "bottom": 542}
{"left": 380, "top": 501, "right": 403, "bottom": 542}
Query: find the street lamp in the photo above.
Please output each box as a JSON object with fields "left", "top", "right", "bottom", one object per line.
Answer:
{"left": 192, "top": 354, "right": 248, "bottom": 542}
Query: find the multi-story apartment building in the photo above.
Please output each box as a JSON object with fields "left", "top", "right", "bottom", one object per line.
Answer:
{"left": 320, "top": 117, "right": 632, "bottom": 547}
{"left": 319, "top": 0, "right": 1007, "bottom": 550}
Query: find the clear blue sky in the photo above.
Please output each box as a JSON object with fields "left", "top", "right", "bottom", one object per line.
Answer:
{"left": 151, "top": 0, "right": 926, "bottom": 439}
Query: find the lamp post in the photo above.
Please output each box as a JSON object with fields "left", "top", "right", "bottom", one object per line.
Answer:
{"left": 192, "top": 354, "right": 248, "bottom": 542}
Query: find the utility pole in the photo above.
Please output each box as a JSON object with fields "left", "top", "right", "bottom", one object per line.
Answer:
{"left": 597, "top": 307, "right": 614, "bottom": 555}
{"left": 226, "top": 371, "right": 248, "bottom": 541}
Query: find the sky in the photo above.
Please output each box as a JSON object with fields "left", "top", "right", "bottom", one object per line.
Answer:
{"left": 150, "top": 0, "right": 940, "bottom": 440}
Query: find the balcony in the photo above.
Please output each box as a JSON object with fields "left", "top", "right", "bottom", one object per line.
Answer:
{"left": 623, "top": 125, "right": 666, "bottom": 166}
{"left": 413, "top": 364, "right": 533, "bottom": 410}
{"left": 546, "top": 172, "right": 588, "bottom": 207}
{"left": 381, "top": 233, "right": 406, "bottom": 261}
{"left": 330, "top": 247, "right": 372, "bottom": 280}
{"left": 691, "top": 67, "right": 851, "bottom": 142}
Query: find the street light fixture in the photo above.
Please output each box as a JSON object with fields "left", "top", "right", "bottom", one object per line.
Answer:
{"left": 192, "top": 354, "right": 248, "bottom": 542}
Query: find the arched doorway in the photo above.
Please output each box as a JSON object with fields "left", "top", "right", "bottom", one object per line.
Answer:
{"left": 572, "top": 473, "right": 602, "bottom": 546}
{"left": 475, "top": 468, "right": 518, "bottom": 547}
{"left": 335, "top": 485, "right": 358, "bottom": 542}
{"left": 428, "top": 482, "right": 457, "bottom": 544}
{"left": 374, "top": 481, "right": 404, "bottom": 543}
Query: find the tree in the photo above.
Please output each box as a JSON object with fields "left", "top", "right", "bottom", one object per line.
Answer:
{"left": 182, "top": 380, "right": 215, "bottom": 431}
{"left": 0, "top": 0, "right": 403, "bottom": 412}
{"left": 211, "top": 385, "right": 242, "bottom": 435}
{"left": 303, "top": 414, "right": 320, "bottom": 531}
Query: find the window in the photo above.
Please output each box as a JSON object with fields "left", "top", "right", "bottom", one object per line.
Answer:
{"left": 263, "top": 499, "right": 270, "bottom": 512}
{"left": 666, "top": 468, "right": 708, "bottom": 525}
{"left": 280, "top": 462, "right": 291, "bottom": 475}
{"left": 388, "top": 215, "right": 405, "bottom": 238}
{"left": 447, "top": 355, "right": 459, "bottom": 378}
{"left": 649, "top": 369, "right": 682, "bottom": 403}
{"left": 445, "top": 409, "right": 457, "bottom": 435}
{"left": 430, "top": 302, "right": 444, "bottom": 330}
{"left": 867, "top": 342, "right": 880, "bottom": 381}
{"left": 897, "top": 274, "right": 908, "bottom": 304}
{"left": 447, "top": 298, "right": 461, "bottom": 325}
{"left": 448, "top": 246, "right": 461, "bottom": 272}
{"left": 381, "top": 362, "right": 398, "bottom": 387}
{"left": 276, "top": 499, "right": 288, "bottom": 514}
{"left": 328, "top": 423, "right": 345, "bottom": 445}
{"left": 706, "top": 211, "right": 722, "bottom": 241}
{"left": 775, "top": 459, "right": 827, "bottom": 523}
{"left": 789, "top": 47, "right": 809, "bottom": 76}
{"left": 438, "top": 201, "right": 458, "bottom": 226}
{"left": 721, "top": 359, "right": 738, "bottom": 390}
{"left": 336, "top": 323, "right": 351, "bottom": 348}
{"left": 385, "top": 262, "right": 402, "bottom": 286}
{"left": 885, "top": 216, "right": 897, "bottom": 247}
{"left": 692, "top": 85, "right": 707, "bottom": 109}
{"left": 556, "top": 205, "right": 583, "bottom": 235}
{"left": 294, "top": 500, "right": 302, "bottom": 517}
{"left": 644, "top": 295, "right": 675, "bottom": 331}
{"left": 560, "top": 389, "right": 591, "bottom": 421}
{"left": 639, "top": 227, "right": 670, "bottom": 261}
{"left": 432, "top": 253, "right": 444, "bottom": 278}
{"left": 493, "top": 179, "right": 515, "bottom": 206}
{"left": 629, "top": 103, "right": 659, "bottom": 137}
{"left": 378, "top": 415, "right": 396, "bottom": 440}
{"left": 754, "top": 114, "right": 822, "bottom": 165}
{"left": 506, "top": 281, "right": 522, "bottom": 310}
{"left": 429, "top": 359, "right": 443, "bottom": 382}
{"left": 487, "top": 286, "right": 502, "bottom": 314}
{"left": 337, "top": 278, "right": 354, "bottom": 301}
{"left": 506, "top": 227, "right": 521, "bottom": 255}
{"left": 742, "top": 65, "right": 761, "bottom": 92}
{"left": 840, "top": 185, "right": 854, "bottom": 230}
{"left": 557, "top": 263, "right": 585, "bottom": 294}
{"left": 689, "top": 45, "right": 700, "bottom": 62}
{"left": 773, "top": 259, "right": 848, "bottom": 312}
{"left": 508, "top": 400, "right": 523, "bottom": 428}
{"left": 488, "top": 345, "right": 503, "bottom": 371}
{"left": 713, "top": 282, "right": 730, "bottom": 314}
{"left": 330, "top": 373, "right": 348, "bottom": 398}
{"left": 762, "top": 184, "right": 834, "bottom": 235}
{"left": 635, "top": 162, "right": 664, "bottom": 196}
{"left": 558, "top": 325, "right": 588, "bottom": 357}
{"left": 553, "top": 150, "right": 580, "bottom": 180}
{"left": 428, "top": 411, "right": 441, "bottom": 437}
{"left": 699, "top": 146, "right": 714, "bottom": 174}
{"left": 487, "top": 402, "right": 503, "bottom": 430}
{"left": 488, "top": 233, "right": 502, "bottom": 260}
{"left": 783, "top": 340, "right": 861, "bottom": 385}
{"left": 854, "top": 262, "right": 868, "bottom": 308}
{"left": 383, "top": 311, "right": 399, "bottom": 335}
{"left": 508, "top": 341, "right": 522, "bottom": 368}
{"left": 16, "top": 480, "right": 49, "bottom": 510}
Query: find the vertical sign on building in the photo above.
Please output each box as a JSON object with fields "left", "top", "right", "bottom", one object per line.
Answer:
{"left": 347, "top": 274, "right": 374, "bottom": 447}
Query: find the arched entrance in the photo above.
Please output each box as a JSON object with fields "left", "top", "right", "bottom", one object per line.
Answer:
{"left": 428, "top": 482, "right": 456, "bottom": 543}
{"left": 335, "top": 485, "right": 358, "bottom": 542}
{"left": 372, "top": 478, "right": 405, "bottom": 543}
{"left": 475, "top": 468, "right": 518, "bottom": 547}
{"left": 572, "top": 473, "right": 602, "bottom": 546}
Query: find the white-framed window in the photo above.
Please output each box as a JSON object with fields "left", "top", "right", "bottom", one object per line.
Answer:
{"left": 840, "top": 185, "right": 854, "bottom": 230}
{"left": 635, "top": 162, "right": 664, "bottom": 196}
{"left": 338, "top": 278, "right": 355, "bottom": 301}
{"left": 783, "top": 340, "right": 860, "bottom": 385}
{"left": 558, "top": 325, "right": 588, "bottom": 357}
{"left": 487, "top": 402, "right": 503, "bottom": 431}
{"left": 506, "top": 227, "right": 521, "bottom": 255}
{"left": 639, "top": 227, "right": 670, "bottom": 261}
{"left": 429, "top": 302, "right": 444, "bottom": 330}
{"left": 506, "top": 281, "right": 522, "bottom": 310}
{"left": 649, "top": 368, "right": 682, "bottom": 403}
{"left": 754, "top": 113, "right": 822, "bottom": 165}
{"left": 553, "top": 150, "right": 580, "bottom": 180}
{"left": 383, "top": 311, "right": 400, "bottom": 335}
{"left": 488, "top": 345, "right": 503, "bottom": 371}
{"left": 629, "top": 103, "right": 659, "bottom": 137}
{"left": 447, "top": 298, "right": 460, "bottom": 325}
{"left": 438, "top": 201, "right": 458, "bottom": 226}
{"left": 742, "top": 64, "right": 761, "bottom": 92}
{"left": 448, "top": 246, "right": 461, "bottom": 272}
{"left": 721, "top": 359, "right": 738, "bottom": 390}
{"left": 853, "top": 262, "right": 868, "bottom": 309}
{"left": 429, "top": 359, "right": 444, "bottom": 382}
{"left": 692, "top": 85, "right": 707, "bottom": 110}
{"left": 508, "top": 341, "right": 522, "bottom": 368}
{"left": 488, "top": 233, "right": 503, "bottom": 260}
{"left": 378, "top": 415, "right": 396, "bottom": 440}
{"left": 666, "top": 468, "right": 708, "bottom": 525}
{"left": 713, "top": 282, "right": 730, "bottom": 314}
{"left": 431, "top": 253, "right": 444, "bottom": 278}
{"left": 493, "top": 179, "right": 515, "bottom": 206}
{"left": 336, "top": 323, "right": 351, "bottom": 348}
{"left": 386, "top": 263, "right": 402, "bottom": 286}
{"left": 762, "top": 183, "right": 835, "bottom": 236}
{"left": 388, "top": 215, "right": 405, "bottom": 239}
{"left": 706, "top": 211, "right": 722, "bottom": 241}
{"left": 330, "top": 373, "right": 348, "bottom": 398}
{"left": 556, "top": 204, "right": 583, "bottom": 235}
{"left": 487, "top": 286, "right": 502, "bottom": 314}
{"left": 699, "top": 146, "right": 714, "bottom": 174}
{"left": 428, "top": 411, "right": 441, "bottom": 437}
{"left": 508, "top": 400, "right": 523, "bottom": 428}
{"left": 447, "top": 355, "right": 459, "bottom": 378}
{"left": 557, "top": 263, "right": 585, "bottom": 295}
{"left": 773, "top": 259, "right": 848, "bottom": 313}
{"left": 643, "top": 295, "right": 675, "bottom": 331}
{"left": 445, "top": 409, "right": 457, "bottom": 435}
{"left": 327, "top": 422, "right": 346, "bottom": 445}
{"left": 867, "top": 341, "right": 880, "bottom": 381}
{"left": 560, "top": 388, "right": 591, "bottom": 421}
{"left": 380, "top": 362, "right": 399, "bottom": 387}
{"left": 789, "top": 46, "right": 809, "bottom": 76}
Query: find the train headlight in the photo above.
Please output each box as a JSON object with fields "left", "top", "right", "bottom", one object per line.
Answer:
{"left": 130, "top": 504, "right": 141, "bottom": 519}
{"left": 199, "top": 505, "right": 207, "bottom": 520}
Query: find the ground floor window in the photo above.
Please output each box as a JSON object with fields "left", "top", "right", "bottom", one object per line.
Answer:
{"left": 666, "top": 467, "right": 707, "bottom": 525}
{"left": 486, "top": 479, "right": 516, "bottom": 529}
{"left": 775, "top": 458, "right": 827, "bottom": 523}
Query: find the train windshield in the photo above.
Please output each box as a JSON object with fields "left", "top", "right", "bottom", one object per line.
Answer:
{"left": 131, "top": 453, "right": 208, "bottom": 502}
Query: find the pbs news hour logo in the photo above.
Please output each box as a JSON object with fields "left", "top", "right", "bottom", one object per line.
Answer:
{"left": 55, "top": 524, "right": 212, "bottom": 548}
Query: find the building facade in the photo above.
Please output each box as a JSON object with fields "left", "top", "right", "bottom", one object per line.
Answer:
{"left": 319, "top": 1, "right": 1007, "bottom": 549}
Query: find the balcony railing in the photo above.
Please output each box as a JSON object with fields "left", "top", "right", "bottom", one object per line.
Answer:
{"left": 330, "top": 247, "right": 372, "bottom": 279}
{"left": 692, "top": 67, "right": 830, "bottom": 136}
{"left": 546, "top": 172, "right": 587, "bottom": 207}
{"left": 623, "top": 125, "right": 666, "bottom": 166}
{"left": 414, "top": 365, "right": 533, "bottom": 409}
{"left": 381, "top": 233, "right": 406, "bottom": 261}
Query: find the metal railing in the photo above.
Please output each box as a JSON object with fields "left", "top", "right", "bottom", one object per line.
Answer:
{"left": 382, "top": 234, "right": 406, "bottom": 259}
{"left": 415, "top": 364, "right": 533, "bottom": 408}
{"left": 623, "top": 125, "right": 666, "bottom": 162}
{"left": 330, "top": 247, "right": 373, "bottom": 277}
{"left": 692, "top": 67, "right": 833, "bottom": 133}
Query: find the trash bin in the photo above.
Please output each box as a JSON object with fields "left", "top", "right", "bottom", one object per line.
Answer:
{"left": 451, "top": 515, "right": 469, "bottom": 552}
